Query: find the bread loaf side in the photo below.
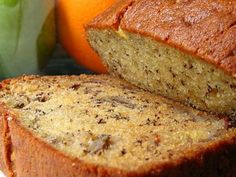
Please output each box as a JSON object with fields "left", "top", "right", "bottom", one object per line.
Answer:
{"left": 86, "top": 0, "right": 236, "bottom": 119}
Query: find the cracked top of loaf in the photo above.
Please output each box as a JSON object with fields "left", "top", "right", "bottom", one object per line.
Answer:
{"left": 87, "top": 0, "right": 236, "bottom": 77}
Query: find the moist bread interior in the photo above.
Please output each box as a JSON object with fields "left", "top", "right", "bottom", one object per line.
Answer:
{"left": 87, "top": 29, "right": 236, "bottom": 118}
{"left": 0, "top": 75, "right": 235, "bottom": 170}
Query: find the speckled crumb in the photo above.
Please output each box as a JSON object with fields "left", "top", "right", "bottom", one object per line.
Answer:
{"left": 0, "top": 75, "right": 235, "bottom": 171}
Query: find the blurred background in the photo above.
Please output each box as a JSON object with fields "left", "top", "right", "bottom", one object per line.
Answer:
{"left": 0, "top": 0, "right": 116, "bottom": 80}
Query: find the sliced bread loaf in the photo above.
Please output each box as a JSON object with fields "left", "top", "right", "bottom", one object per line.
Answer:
{"left": 0, "top": 75, "right": 235, "bottom": 177}
{"left": 86, "top": 0, "right": 236, "bottom": 119}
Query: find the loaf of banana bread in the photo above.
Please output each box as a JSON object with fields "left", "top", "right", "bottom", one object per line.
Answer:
{"left": 86, "top": 0, "right": 236, "bottom": 119}
{"left": 0, "top": 75, "right": 235, "bottom": 177}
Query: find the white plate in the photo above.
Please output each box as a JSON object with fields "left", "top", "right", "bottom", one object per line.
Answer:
{"left": 0, "top": 171, "right": 5, "bottom": 177}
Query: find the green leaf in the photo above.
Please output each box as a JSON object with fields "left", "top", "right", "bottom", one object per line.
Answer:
{"left": 0, "top": 0, "right": 21, "bottom": 77}
{"left": 37, "top": 8, "right": 56, "bottom": 70}
{"left": 0, "top": 0, "right": 19, "bottom": 7}
{"left": 0, "top": 0, "right": 55, "bottom": 78}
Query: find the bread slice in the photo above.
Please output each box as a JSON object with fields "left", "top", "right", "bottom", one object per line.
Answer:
{"left": 86, "top": 0, "right": 236, "bottom": 119}
{"left": 0, "top": 75, "right": 235, "bottom": 177}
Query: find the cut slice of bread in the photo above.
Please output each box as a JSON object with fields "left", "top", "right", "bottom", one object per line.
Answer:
{"left": 86, "top": 0, "right": 236, "bottom": 119}
{"left": 0, "top": 75, "right": 235, "bottom": 177}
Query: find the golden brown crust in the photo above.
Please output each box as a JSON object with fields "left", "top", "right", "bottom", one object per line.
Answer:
{"left": 87, "top": 0, "right": 236, "bottom": 77}
{"left": 0, "top": 106, "right": 7, "bottom": 175}
{"left": 0, "top": 75, "right": 235, "bottom": 176}
{"left": 0, "top": 104, "right": 14, "bottom": 177}
{"left": 3, "top": 109, "right": 236, "bottom": 177}
{"left": 86, "top": 0, "right": 136, "bottom": 30}
{"left": 8, "top": 118, "right": 132, "bottom": 177}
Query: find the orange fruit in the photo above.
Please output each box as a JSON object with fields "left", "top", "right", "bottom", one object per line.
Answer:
{"left": 57, "top": 0, "right": 116, "bottom": 73}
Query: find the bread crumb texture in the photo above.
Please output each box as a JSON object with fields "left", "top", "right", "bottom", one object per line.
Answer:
{"left": 0, "top": 75, "right": 235, "bottom": 171}
{"left": 87, "top": 29, "right": 236, "bottom": 118}
{"left": 86, "top": 0, "right": 236, "bottom": 118}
